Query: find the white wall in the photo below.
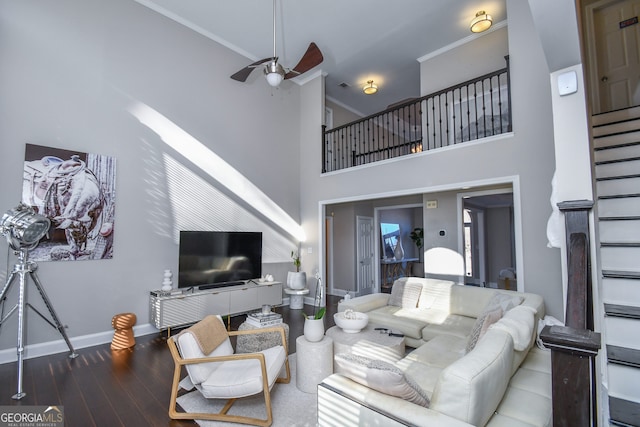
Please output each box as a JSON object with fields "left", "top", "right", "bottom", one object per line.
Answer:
{"left": 299, "top": 1, "right": 565, "bottom": 319}
{"left": 0, "top": 0, "right": 302, "bottom": 355}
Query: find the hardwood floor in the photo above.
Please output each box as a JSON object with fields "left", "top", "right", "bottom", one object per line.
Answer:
{"left": 0, "top": 296, "right": 340, "bottom": 427}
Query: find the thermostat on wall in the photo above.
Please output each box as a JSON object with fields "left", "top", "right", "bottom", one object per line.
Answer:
{"left": 557, "top": 70, "right": 578, "bottom": 96}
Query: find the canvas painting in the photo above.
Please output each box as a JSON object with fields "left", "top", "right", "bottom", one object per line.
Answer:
{"left": 22, "top": 144, "right": 116, "bottom": 261}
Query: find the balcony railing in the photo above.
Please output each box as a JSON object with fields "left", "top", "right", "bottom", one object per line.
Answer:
{"left": 322, "top": 56, "right": 511, "bottom": 173}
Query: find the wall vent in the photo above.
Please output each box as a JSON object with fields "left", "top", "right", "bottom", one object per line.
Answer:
{"left": 339, "top": 82, "right": 350, "bottom": 88}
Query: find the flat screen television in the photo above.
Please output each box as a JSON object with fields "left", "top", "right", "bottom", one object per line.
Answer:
{"left": 178, "top": 231, "right": 262, "bottom": 289}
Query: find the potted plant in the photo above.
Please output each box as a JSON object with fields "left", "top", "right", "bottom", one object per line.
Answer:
{"left": 410, "top": 227, "right": 424, "bottom": 277}
{"left": 286, "top": 250, "right": 306, "bottom": 289}
{"left": 302, "top": 274, "right": 326, "bottom": 342}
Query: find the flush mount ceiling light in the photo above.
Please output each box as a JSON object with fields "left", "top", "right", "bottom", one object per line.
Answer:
{"left": 363, "top": 80, "right": 378, "bottom": 95}
{"left": 470, "top": 10, "right": 493, "bottom": 33}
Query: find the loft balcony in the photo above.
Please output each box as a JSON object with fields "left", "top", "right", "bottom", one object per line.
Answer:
{"left": 322, "top": 57, "right": 512, "bottom": 173}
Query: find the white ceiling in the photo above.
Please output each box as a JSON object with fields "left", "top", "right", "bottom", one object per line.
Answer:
{"left": 135, "top": 0, "right": 507, "bottom": 116}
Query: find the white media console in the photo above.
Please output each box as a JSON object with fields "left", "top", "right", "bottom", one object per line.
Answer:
{"left": 149, "top": 281, "right": 282, "bottom": 330}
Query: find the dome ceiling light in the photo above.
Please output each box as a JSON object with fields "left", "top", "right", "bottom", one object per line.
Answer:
{"left": 363, "top": 80, "right": 378, "bottom": 95}
{"left": 470, "top": 10, "right": 493, "bottom": 33}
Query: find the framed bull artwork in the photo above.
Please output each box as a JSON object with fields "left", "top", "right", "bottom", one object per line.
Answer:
{"left": 22, "top": 144, "right": 116, "bottom": 262}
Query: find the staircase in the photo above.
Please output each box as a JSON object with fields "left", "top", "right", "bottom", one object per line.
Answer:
{"left": 593, "top": 106, "right": 640, "bottom": 426}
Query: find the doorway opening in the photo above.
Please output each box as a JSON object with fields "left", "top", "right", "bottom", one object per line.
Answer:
{"left": 458, "top": 188, "right": 516, "bottom": 289}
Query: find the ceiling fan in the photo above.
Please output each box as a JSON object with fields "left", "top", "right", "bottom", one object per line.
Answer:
{"left": 230, "top": 0, "right": 323, "bottom": 87}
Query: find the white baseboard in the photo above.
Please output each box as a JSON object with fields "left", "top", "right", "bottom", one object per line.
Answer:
{"left": 0, "top": 323, "right": 159, "bottom": 365}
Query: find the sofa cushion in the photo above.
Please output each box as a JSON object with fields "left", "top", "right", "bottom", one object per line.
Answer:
{"left": 366, "top": 306, "right": 428, "bottom": 340}
{"left": 450, "top": 287, "right": 522, "bottom": 318}
{"left": 399, "top": 334, "right": 467, "bottom": 370}
{"left": 491, "top": 386, "right": 552, "bottom": 427}
{"left": 465, "top": 306, "right": 503, "bottom": 353}
{"left": 450, "top": 285, "right": 497, "bottom": 317}
{"left": 338, "top": 292, "right": 390, "bottom": 313}
{"left": 421, "top": 314, "right": 477, "bottom": 341}
{"left": 417, "top": 279, "right": 455, "bottom": 310}
{"left": 334, "top": 353, "right": 430, "bottom": 407}
{"left": 389, "top": 279, "right": 423, "bottom": 308}
{"left": 491, "top": 305, "right": 537, "bottom": 351}
{"left": 430, "top": 328, "right": 514, "bottom": 426}
{"left": 485, "top": 292, "right": 524, "bottom": 313}
{"left": 396, "top": 358, "right": 446, "bottom": 398}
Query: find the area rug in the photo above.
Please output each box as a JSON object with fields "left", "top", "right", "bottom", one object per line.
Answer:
{"left": 176, "top": 354, "right": 318, "bottom": 427}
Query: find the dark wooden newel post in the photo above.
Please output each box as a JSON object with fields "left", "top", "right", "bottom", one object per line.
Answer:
{"left": 540, "top": 200, "right": 601, "bottom": 426}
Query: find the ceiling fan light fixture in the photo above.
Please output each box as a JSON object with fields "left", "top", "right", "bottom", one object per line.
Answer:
{"left": 363, "top": 80, "right": 378, "bottom": 95}
{"left": 470, "top": 10, "right": 493, "bottom": 33}
{"left": 264, "top": 61, "right": 285, "bottom": 87}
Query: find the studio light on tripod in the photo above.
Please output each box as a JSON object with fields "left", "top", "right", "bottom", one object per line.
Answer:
{"left": 0, "top": 203, "right": 51, "bottom": 250}
{"left": 0, "top": 202, "right": 78, "bottom": 400}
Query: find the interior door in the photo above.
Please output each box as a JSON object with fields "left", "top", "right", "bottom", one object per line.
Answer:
{"left": 593, "top": 0, "right": 640, "bottom": 112}
{"left": 356, "top": 215, "right": 376, "bottom": 295}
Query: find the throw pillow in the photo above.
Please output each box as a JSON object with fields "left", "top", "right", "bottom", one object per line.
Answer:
{"left": 388, "top": 281, "right": 422, "bottom": 308}
{"left": 388, "top": 280, "right": 406, "bottom": 307}
{"left": 334, "top": 353, "right": 430, "bottom": 407}
{"left": 465, "top": 307, "right": 503, "bottom": 354}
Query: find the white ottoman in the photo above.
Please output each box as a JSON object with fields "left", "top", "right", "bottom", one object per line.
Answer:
{"left": 236, "top": 322, "right": 289, "bottom": 354}
{"left": 284, "top": 287, "right": 309, "bottom": 309}
{"left": 296, "top": 335, "right": 333, "bottom": 393}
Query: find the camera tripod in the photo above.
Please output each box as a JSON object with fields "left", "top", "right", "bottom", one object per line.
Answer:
{"left": 0, "top": 248, "right": 78, "bottom": 400}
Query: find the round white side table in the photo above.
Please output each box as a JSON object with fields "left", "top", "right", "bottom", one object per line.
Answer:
{"left": 295, "top": 335, "right": 333, "bottom": 393}
{"left": 284, "top": 287, "right": 309, "bottom": 309}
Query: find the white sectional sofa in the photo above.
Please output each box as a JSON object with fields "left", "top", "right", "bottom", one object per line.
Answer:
{"left": 317, "top": 277, "right": 552, "bottom": 427}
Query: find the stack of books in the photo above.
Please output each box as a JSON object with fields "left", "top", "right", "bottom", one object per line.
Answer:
{"left": 246, "top": 311, "right": 282, "bottom": 328}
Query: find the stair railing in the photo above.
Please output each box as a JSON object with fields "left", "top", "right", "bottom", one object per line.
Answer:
{"left": 322, "top": 56, "right": 511, "bottom": 173}
{"left": 540, "top": 200, "right": 602, "bottom": 426}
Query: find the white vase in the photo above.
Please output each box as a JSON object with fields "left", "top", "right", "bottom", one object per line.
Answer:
{"left": 161, "top": 269, "right": 173, "bottom": 292}
{"left": 287, "top": 271, "right": 307, "bottom": 290}
{"left": 303, "top": 317, "right": 325, "bottom": 342}
{"left": 394, "top": 239, "right": 405, "bottom": 260}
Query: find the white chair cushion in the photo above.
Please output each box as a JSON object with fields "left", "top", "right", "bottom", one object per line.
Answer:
{"left": 198, "top": 345, "right": 286, "bottom": 399}
{"left": 177, "top": 330, "right": 234, "bottom": 385}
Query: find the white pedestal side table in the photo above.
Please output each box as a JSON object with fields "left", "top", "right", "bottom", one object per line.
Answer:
{"left": 295, "top": 335, "right": 333, "bottom": 393}
{"left": 284, "top": 287, "right": 309, "bottom": 309}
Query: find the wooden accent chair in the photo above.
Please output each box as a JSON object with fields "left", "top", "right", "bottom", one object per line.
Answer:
{"left": 167, "top": 315, "right": 290, "bottom": 427}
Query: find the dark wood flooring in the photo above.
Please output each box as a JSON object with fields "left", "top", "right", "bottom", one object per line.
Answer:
{"left": 0, "top": 296, "right": 341, "bottom": 427}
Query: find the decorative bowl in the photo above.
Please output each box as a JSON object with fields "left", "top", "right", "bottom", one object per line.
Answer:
{"left": 334, "top": 310, "right": 369, "bottom": 333}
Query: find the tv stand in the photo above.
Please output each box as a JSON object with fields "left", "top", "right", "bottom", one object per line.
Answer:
{"left": 149, "top": 281, "right": 282, "bottom": 330}
{"left": 198, "top": 281, "right": 244, "bottom": 291}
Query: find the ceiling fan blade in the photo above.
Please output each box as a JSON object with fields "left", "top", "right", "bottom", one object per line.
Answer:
{"left": 230, "top": 57, "right": 273, "bottom": 82}
{"left": 284, "top": 42, "right": 323, "bottom": 79}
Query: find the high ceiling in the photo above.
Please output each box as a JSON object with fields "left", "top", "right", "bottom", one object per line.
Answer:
{"left": 135, "top": 0, "right": 507, "bottom": 116}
